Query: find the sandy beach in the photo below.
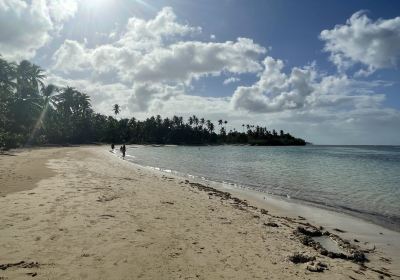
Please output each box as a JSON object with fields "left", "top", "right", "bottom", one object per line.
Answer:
{"left": 0, "top": 146, "right": 399, "bottom": 279}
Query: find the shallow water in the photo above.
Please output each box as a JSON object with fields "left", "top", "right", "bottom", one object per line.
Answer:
{"left": 312, "top": 236, "right": 346, "bottom": 255}
{"left": 124, "top": 145, "right": 400, "bottom": 230}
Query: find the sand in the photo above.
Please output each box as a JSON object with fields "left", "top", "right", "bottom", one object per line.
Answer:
{"left": 0, "top": 146, "right": 398, "bottom": 279}
{"left": 0, "top": 148, "right": 59, "bottom": 196}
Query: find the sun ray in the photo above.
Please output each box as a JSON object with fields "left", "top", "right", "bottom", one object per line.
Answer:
{"left": 26, "top": 103, "right": 49, "bottom": 146}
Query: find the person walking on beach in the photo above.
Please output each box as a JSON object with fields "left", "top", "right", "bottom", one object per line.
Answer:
{"left": 121, "top": 144, "right": 126, "bottom": 159}
{"left": 111, "top": 143, "right": 115, "bottom": 150}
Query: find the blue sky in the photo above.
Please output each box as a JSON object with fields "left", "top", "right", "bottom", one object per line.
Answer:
{"left": 1, "top": 0, "right": 399, "bottom": 144}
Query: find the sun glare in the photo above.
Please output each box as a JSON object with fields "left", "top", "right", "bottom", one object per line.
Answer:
{"left": 82, "top": 0, "right": 110, "bottom": 10}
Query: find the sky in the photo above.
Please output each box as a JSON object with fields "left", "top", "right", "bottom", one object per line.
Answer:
{"left": 1, "top": 0, "right": 400, "bottom": 145}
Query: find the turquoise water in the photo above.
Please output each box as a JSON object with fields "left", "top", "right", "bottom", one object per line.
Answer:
{"left": 124, "top": 145, "right": 400, "bottom": 230}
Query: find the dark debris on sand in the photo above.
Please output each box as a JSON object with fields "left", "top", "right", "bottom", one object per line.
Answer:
{"left": 293, "top": 226, "right": 368, "bottom": 263}
{"left": 0, "top": 261, "right": 40, "bottom": 270}
{"left": 288, "top": 251, "right": 328, "bottom": 273}
{"left": 181, "top": 179, "right": 396, "bottom": 277}
{"left": 306, "top": 261, "right": 328, "bottom": 272}
{"left": 288, "top": 252, "right": 316, "bottom": 264}
{"left": 264, "top": 222, "right": 279, "bottom": 227}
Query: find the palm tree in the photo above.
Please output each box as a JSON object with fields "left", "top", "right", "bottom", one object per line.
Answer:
{"left": 35, "top": 84, "right": 59, "bottom": 129}
{"left": 24, "top": 84, "right": 60, "bottom": 145}
{"left": 0, "top": 57, "right": 16, "bottom": 92}
{"left": 9, "top": 61, "right": 46, "bottom": 140}
{"left": 192, "top": 115, "right": 199, "bottom": 127}
{"left": 188, "top": 116, "right": 194, "bottom": 126}
{"left": 41, "top": 84, "right": 58, "bottom": 108}
{"left": 113, "top": 104, "right": 120, "bottom": 117}
{"left": 206, "top": 120, "right": 214, "bottom": 133}
{"left": 0, "top": 58, "right": 16, "bottom": 139}
{"left": 218, "top": 119, "right": 223, "bottom": 134}
{"left": 209, "top": 122, "right": 215, "bottom": 133}
{"left": 55, "top": 87, "right": 76, "bottom": 118}
{"left": 16, "top": 60, "right": 45, "bottom": 99}
{"left": 197, "top": 117, "right": 204, "bottom": 130}
{"left": 172, "top": 115, "right": 180, "bottom": 128}
{"left": 75, "top": 92, "right": 91, "bottom": 117}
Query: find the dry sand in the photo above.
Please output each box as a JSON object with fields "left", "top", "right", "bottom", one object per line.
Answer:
{"left": 0, "top": 146, "right": 398, "bottom": 279}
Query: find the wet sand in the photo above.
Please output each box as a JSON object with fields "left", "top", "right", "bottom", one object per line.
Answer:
{"left": 0, "top": 146, "right": 398, "bottom": 279}
{"left": 0, "top": 148, "right": 59, "bottom": 196}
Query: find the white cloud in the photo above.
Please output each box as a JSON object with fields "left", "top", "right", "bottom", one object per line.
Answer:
{"left": 223, "top": 77, "right": 240, "bottom": 85}
{"left": 231, "top": 56, "right": 388, "bottom": 113}
{"left": 52, "top": 7, "right": 266, "bottom": 85}
{"left": 311, "top": 75, "right": 387, "bottom": 109}
{"left": 320, "top": 11, "right": 400, "bottom": 73}
{"left": 51, "top": 6, "right": 266, "bottom": 114}
{"left": 0, "top": 0, "right": 77, "bottom": 61}
{"left": 128, "top": 83, "right": 185, "bottom": 112}
{"left": 129, "top": 38, "right": 265, "bottom": 84}
{"left": 231, "top": 57, "right": 316, "bottom": 113}
{"left": 47, "top": 0, "right": 77, "bottom": 23}
{"left": 123, "top": 6, "right": 201, "bottom": 42}
{"left": 52, "top": 39, "right": 90, "bottom": 72}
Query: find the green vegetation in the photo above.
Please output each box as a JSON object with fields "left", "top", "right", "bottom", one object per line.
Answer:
{"left": 0, "top": 56, "right": 306, "bottom": 150}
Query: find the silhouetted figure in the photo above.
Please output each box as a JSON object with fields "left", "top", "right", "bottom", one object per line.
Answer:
{"left": 121, "top": 144, "right": 126, "bottom": 159}
{"left": 111, "top": 143, "right": 115, "bottom": 150}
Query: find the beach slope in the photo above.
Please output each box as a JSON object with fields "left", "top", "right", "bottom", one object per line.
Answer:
{"left": 0, "top": 147, "right": 397, "bottom": 279}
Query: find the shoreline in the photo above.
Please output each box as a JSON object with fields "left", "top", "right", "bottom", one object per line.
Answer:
{"left": 122, "top": 148, "right": 400, "bottom": 234}
{"left": 1, "top": 146, "right": 399, "bottom": 279}
{"left": 116, "top": 149, "right": 400, "bottom": 273}
{"left": 114, "top": 148, "right": 400, "bottom": 275}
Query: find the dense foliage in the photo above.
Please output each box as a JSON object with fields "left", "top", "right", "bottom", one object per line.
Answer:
{"left": 0, "top": 57, "right": 306, "bottom": 149}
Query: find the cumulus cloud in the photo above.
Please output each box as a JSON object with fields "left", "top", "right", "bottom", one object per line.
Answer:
{"left": 231, "top": 56, "right": 388, "bottom": 113}
{"left": 52, "top": 6, "right": 202, "bottom": 74}
{"left": 311, "top": 75, "right": 387, "bottom": 109}
{"left": 51, "top": 6, "right": 266, "bottom": 113}
{"left": 46, "top": 72, "right": 229, "bottom": 118}
{"left": 128, "top": 83, "right": 185, "bottom": 112}
{"left": 231, "top": 57, "right": 316, "bottom": 113}
{"left": 0, "top": 0, "right": 77, "bottom": 60}
{"left": 52, "top": 39, "right": 90, "bottom": 72}
{"left": 47, "top": 0, "right": 77, "bottom": 23}
{"left": 123, "top": 6, "right": 201, "bottom": 44}
{"left": 130, "top": 38, "right": 265, "bottom": 84}
{"left": 52, "top": 7, "right": 266, "bottom": 85}
{"left": 320, "top": 11, "right": 400, "bottom": 73}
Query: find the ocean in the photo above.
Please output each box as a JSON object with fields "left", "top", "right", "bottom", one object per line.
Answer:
{"left": 123, "top": 145, "right": 400, "bottom": 231}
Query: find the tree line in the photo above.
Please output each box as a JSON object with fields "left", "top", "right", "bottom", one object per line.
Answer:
{"left": 0, "top": 56, "right": 306, "bottom": 149}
